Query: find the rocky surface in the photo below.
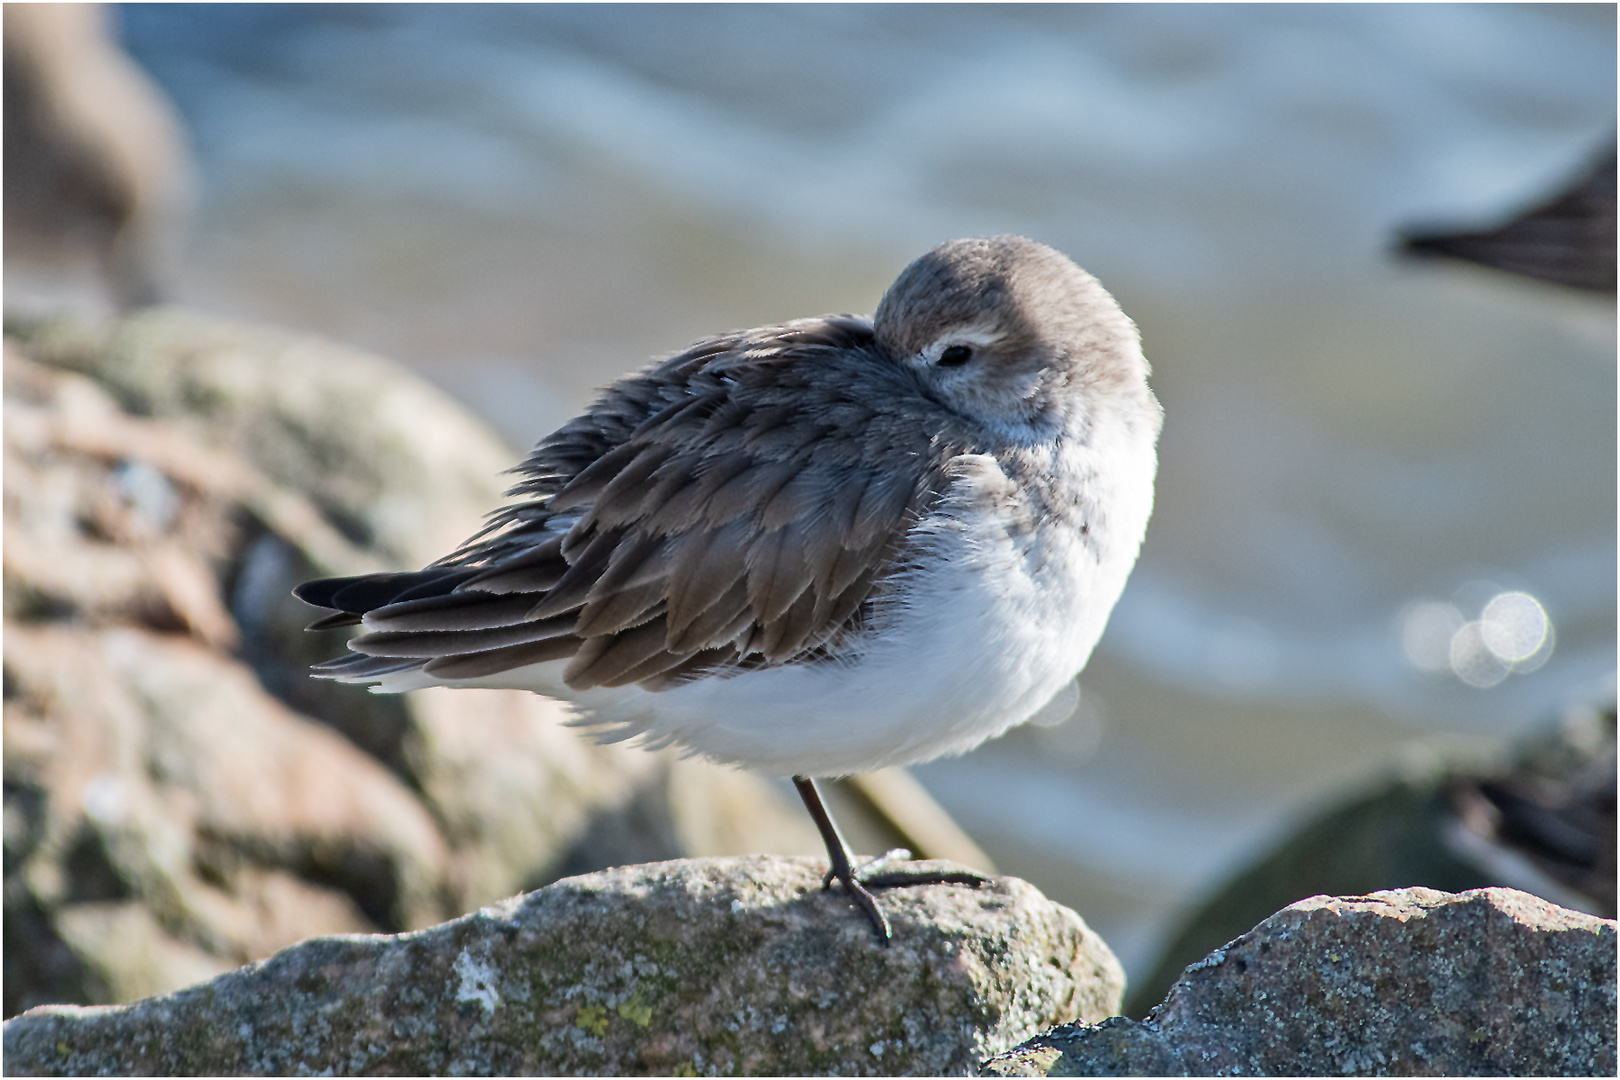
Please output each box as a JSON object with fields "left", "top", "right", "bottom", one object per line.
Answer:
{"left": 2, "top": 310, "right": 841, "bottom": 1017}
{"left": 984, "top": 887, "right": 1617, "bottom": 1077}
{"left": 1128, "top": 705, "right": 1615, "bottom": 1015}
{"left": 3, "top": 856, "right": 1124, "bottom": 1077}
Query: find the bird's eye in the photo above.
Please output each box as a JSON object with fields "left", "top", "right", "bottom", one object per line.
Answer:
{"left": 937, "top": 344, "right": 973, "bottom": 367}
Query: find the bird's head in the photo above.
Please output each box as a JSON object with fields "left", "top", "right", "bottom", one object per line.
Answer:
{"left": 874, "top": 235, "right": 1155, "bottom": 441}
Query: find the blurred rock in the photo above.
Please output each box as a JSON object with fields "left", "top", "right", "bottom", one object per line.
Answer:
{"left": 3, "top": 3, "right": 191, "bottom": 309}
{"left": 984, "top": 887, "right": 1617, "bottom": 1077}
{"left": 4, "top": 619, "right": 449, "bottom": 1010}
{"left": 2, "top": 309, "right": 826, "bottom": 1017}
{"left": 3, "top": 856, "right": 1123, "bottom": 1077}
{"left": 1128, "top": 704, "right": 1616, "bottom": 1016}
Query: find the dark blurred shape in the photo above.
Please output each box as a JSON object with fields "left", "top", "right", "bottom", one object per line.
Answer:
{"left": 1448, "top": 735, "right": 1615, "bottom": 918}
{"left": 1400, "top": 143, "right": 1616, "bottom": 292}
{"left": 3, "top": 3, "right": 191, "bottom": 308}
{"left": 1127, "top": 703, "right": 1616, "bottom": 1017}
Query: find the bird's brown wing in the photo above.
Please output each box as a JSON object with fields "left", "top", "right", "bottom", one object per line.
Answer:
{"left": 311, "top": 316, "right": 957, "bottom": 691}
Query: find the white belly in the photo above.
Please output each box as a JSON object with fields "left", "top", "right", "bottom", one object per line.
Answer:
{"left": 407, "top": 432, "right": 1156, "bottom": 778}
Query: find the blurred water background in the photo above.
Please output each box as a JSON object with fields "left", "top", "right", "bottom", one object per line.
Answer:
{"left": 10, "top": 3, "right": 1614, "bottom": 981}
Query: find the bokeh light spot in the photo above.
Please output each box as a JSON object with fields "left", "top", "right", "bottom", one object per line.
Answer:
{"left": 1399, "top": 587, "right": 1556, "bottom": 688}
{"left": 1479, "top": 590, "right": 1550, "bottom": 665}
{"left": 1399, "top": 600, "right": 1465, "bottom": 673}
{"left": 1448, "top": 620, "right": 1510, "bottom": 688}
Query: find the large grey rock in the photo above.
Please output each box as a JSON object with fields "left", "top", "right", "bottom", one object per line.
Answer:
{"left": 984, "top": 887, "right": 1617, "bottom": 1077}
{"left": 3, "top": 857, "right": 1124, "bottom": 1077}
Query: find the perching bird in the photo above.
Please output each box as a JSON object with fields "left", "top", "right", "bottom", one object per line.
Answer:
{"left": 296, "top": 235, "right": 1163, "bottom": 941}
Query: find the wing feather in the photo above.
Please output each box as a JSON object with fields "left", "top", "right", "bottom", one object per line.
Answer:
{"left": 758, "top": 584, "right": 823, "bottom": 659}
{"left": 564, "top": 619, "right": 677, "bottom": 688}
{"left": 587, "top": 530, "right": 672, "bottom": 597}
{"left": 852, "top": 468, "right": 920, "bottom": 548}
{"left": 306, "top": 611, "right": 362, "bottom": 631}
{"left": 744, "top": 519, "right": 813, "bottom": 624}
{"left": 574, "top": 582, "right": 666, "bottom": 637}
{"left": 816, "top": 562, "right": 884, "bottom": 634}
{"left": 547, "top": 440, "right": 642, "bottom": 512}
{"left": 610, "top": 642, "right": 734, "bottom": 690}
{"left": 301, "top": 315, "right": 961, "bottom": 692}
{"left": 824, "top": 538, "right": 885, "bottom": 602}
{"left": 664, "top": 520, "right": 752, "bottom": 640}
{"left": 530, "top": 527, "right": 626, "bottom": 619}
{"left": 363, "top": 593, "right": 544, "bottom": 633}
{"left": 668, "top": 579, "right": 758, "bottom": 655}
{"left": 351, "top": 615, "right": 577, "bottom": 658}
{"left": 586, "top": 444, "right": 678, "bottom": 528}
{"left": 758, "top": 468, "right": 821, "bottom": 531}
{"left": 311, "top": 652, "right": 432, "bottom": 679}
{"left": 461, "top": 561, "right": 566, "bottom": 596}
{"left": 466, "top": 533, "right": 567, "bottom": 575}
{"left": 423, "top": 636, "right": 579, "bottom": 680}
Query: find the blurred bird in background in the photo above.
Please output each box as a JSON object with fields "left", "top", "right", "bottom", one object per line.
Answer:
{"left": 4, "top": 2, "right": 192, "bottom": 310}
{"left": 1400, "top": 142, "right": 1617, "bottom": 293}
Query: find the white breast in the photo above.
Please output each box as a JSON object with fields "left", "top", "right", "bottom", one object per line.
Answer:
{"left": 518, "top": 412, "right": 1158, "bottom": 778}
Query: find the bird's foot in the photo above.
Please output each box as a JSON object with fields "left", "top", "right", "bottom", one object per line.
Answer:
{"left": 822, "top": 848, "right": 991, "bottom": 943}
{"left": 793, "top": 776, "right": 989, "bottom": 945}
{"left": 821, "top": 847, "right": 989, "bottom": 888}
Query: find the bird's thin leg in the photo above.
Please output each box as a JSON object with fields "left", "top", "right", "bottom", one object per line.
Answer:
{"left": 793, "top": 775, "right": 990, "bottom": 944}
{"left": 795, "top": 775, "right": 893, "bottom": 942}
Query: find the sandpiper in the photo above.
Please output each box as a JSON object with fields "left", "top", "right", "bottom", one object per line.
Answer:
{"left": 296, "top": 235, "right": 1163, "bottom": 941}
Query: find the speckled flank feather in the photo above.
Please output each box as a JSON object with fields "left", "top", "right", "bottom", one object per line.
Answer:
{"left": 296, "top": 235, "right": 1162, "bottom": 777}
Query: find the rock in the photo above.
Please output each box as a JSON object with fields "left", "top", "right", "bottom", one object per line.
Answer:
{"left": 1128, "top": 706, "right": 1615, "bottom": 1016}
{"left": 3, "top": 856, "right": 1124, "bottom": 1077}
{"left": 3, "top": 619, "right": 450, "bottom": 1015}
{"left": 11, "top": 308, "right": 523, "bottom": 574}
{"left": 984, "top": 887, "right": 1617, "bottom": 1077}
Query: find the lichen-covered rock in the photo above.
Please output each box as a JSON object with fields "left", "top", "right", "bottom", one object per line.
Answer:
{"left": 3, "top": 856, "right": 1124, "bottom": 1077}
{"left": 983, "top": 887, "right": 1617, "bottom": 1077}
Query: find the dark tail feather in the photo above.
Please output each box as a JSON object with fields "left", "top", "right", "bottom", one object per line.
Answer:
{"left": 305, "top": 610, "right": 363, "bottom": 631}
{"left": 310, "top": 652, "right": 430, "bottom": 680}
{"left": 293, "top": 567, "right": 483, "bottom": 617}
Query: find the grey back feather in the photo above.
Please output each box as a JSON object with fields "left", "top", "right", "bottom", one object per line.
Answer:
{"left": 342, "top": 316, "right": 963, "bottom": 690}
